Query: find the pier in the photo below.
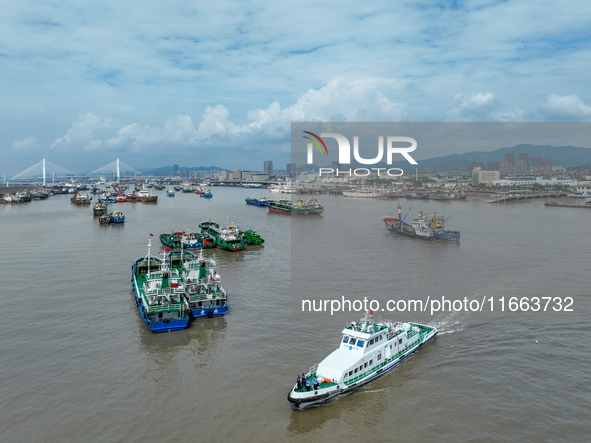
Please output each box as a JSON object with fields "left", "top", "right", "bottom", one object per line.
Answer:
{"left": 484, "top": 191, "right": 567, "bottom": 203}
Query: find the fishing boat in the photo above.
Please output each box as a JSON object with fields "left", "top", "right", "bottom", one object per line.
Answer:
{"left": 382, "top": 204, "right": 460, "bottom": 241}
{"left": 160, "top": 232, "right": 216, "bottom": 249}
{"left": 429, "top": 191, "right": 467, "bottom": 201}
{"left": 93, "top": 202, "right": 107, "bottom": 216}
{"left": 242, "top": 229, "right": 265, "bottom": 245}
{"left": 70, "top": 193, "right": 92, "bottom": 204}
{"left": 245, "top": 197, "right": 268, "bottom": 206}
{"left": 199, "top": 221, "right": 244, "bottom": 251}
{"left": 200, "top": 189, "right": 213, "bottom": 198}
{"left": 3, "top": 194, "right": 18, "bottom": 203}
{"left": 100, "top": 194, "right": 117, "bottom": 203}
{"left": 180, "top": 249, "right": 228, "bottom": 318}
{"left": 268, "top": 198, "right": 324, "bottom": 215}
{"left": 167, "top": 188, "right": 175, "bottom": 197}
{"left": 15, "top": 191, "right": 32, "bottom": 202}
{"left": 305, "top": 198, "right": 324, "bottom": 215}
{"left": 181, "top": 232, "right": 203, "bottom": 249}
{"left": 99, "top": 214, "right": 111, "bottom": 224}
{"left": 137, "top": 185, "right": 158, "bottom": 203}
{"left": 131, "top": 241, "right": 190, "bottom": 332}
{"left": 405, "top": 193, "right": 429, "bottom": 200}
{"left": 287, "top": 311, "right": 437, "bottom": 409}
{"left": 109, "top": 211, "right": 125, "bottom": 223}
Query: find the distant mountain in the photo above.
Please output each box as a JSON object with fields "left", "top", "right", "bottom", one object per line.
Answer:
{"left": 409, "top": 144, "right": 591, "bottom": 171}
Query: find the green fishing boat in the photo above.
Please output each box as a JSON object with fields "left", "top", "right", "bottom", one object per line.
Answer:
{"left": 200, "top": 221, "right": 244, "bottom": 251}
{"left": 242, "top": 230, "right": 264, "bottom": 245}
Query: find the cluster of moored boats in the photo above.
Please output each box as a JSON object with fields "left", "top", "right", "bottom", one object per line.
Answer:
{"left": 2, "top": 189, "right": 49, "bottom": 203}
{"left": 160, "top": 220, "right": 264, "bottom": 252}
{"left": 132, "top": 244, "right": 227, "bottom": 332}
{"left": 92, "top": 201, "right": 125, "bottom": 224}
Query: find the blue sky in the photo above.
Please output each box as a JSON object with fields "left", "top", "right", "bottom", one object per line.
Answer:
{"left": 2, "top": 0, "right": 591, "bottom": 176}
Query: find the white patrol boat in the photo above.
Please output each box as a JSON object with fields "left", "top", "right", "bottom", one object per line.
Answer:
{"left": 287, "top": 311, "right": 437, "bottom": 409}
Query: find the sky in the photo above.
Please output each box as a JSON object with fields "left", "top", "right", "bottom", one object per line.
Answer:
{"left": 2, "top": 0, "right": 591, "bottom": 177}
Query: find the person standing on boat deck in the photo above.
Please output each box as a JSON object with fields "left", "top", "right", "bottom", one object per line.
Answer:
{"left": 297, "top": 375, "right": 301, "bottom": 391}
{"left": 305, "top": 378, "right": 311, "bottom": 391}
{"left": 313, "top": 376, "right": 318, "bottom": 391}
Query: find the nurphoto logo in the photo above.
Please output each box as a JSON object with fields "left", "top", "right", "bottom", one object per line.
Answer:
{"left": 302, "top": 130, "right": 418, "bottom": 177}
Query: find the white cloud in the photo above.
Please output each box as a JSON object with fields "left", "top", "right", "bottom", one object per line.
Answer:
{"left": 100, "top": 79, "right": 407, "bottom": 152}
{"left": 538, "top": 94, "right": 591, "bottom": 121}
{"left": 247, "top": 78, "right": 406, "bottom": 129}
{"left": 12, "top": 137, "right": 42, "bottom": 152}
{"left": 446, "top": 92, "right": 497, "bottom": 121}
{"left": 50, "top": 112, "right": 113, "bottom": 150}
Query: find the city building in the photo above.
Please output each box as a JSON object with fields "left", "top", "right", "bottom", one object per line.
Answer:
{"left": 263, "top": 161, "right": 273, "bottom": 176}
{"left": 517, "top": 153, "right": 529, "bottom": 172}
{"left": 242, "top": 170, "right": 253, "bottom": 180}
{"left": 487, "top": 161, "right": 501, "bottom": 171}
{"left": 472, "top": 167, "right": 500, "bottom": 186}
{"left": 286, "top": 163, "right": 297, "bottom": 177}
{"left": 493, "top": 177, "right": 576, "bottom": 187}
{"left": 252, "top": 173, "right": 269, "bottom": 181}
{"left": 505, "top": 153, "right": 514, "bottom": 172}
{"left": 574, "top": 183, "right": 591, "bottom": 196}
{"left": 231, "top": 169, "right": 242, "bottom": 180}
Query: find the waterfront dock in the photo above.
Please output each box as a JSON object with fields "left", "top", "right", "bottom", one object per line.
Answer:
{"left": 484, "top": 191, "right": 567, "bottom": 203}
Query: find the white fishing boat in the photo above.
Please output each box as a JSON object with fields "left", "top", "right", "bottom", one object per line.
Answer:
{"left": 287, "top": 311, "right": 437, "bottom": 409}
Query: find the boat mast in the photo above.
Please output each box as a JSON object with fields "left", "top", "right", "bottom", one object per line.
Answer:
{"left": 147, "top": 237, "right": 152, "bottom": 278}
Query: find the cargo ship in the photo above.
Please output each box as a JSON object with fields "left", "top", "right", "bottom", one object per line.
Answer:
{"left": 268, "top": 198, "right": 324, "bottom": 215}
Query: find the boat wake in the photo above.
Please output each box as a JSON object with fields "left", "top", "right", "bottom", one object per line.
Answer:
{"left": 432, "top": 311, "right": 466, "bottom": 335}
{"left": 359, "top": 388, "right": 386, "bottom": 394}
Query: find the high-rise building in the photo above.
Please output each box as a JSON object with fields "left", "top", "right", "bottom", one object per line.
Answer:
{"left": 487, "top": 161, "right": 501, "bottom": 171}
{"left": 263, "top": 161, "right": 273, "bottom": 175}
{"left": 504, "top": 153, "right": 514, "bottom": 173}
{"left": 286, "top": 163, "right": 296, "bottom": 177}
{"left": 517, "top": 153, "right": 529, "bottom": 172}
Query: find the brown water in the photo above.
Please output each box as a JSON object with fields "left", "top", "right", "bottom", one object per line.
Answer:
{"left": 1, "top": 188, "right": 589, "bottom": 442}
